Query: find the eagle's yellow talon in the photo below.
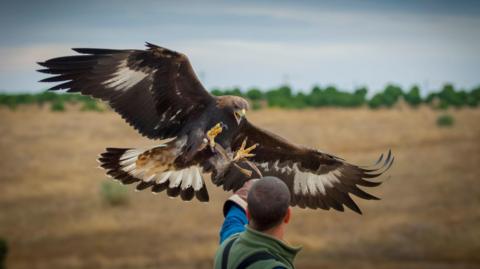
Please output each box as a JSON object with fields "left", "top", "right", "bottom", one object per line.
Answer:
{"left": 207, "top": 123, "right": 224, "bottom": 149}
{"left": 234, "top": 138, "right": 258, "bottom": 161}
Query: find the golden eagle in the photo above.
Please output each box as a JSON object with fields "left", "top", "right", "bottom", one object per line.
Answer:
{"left": 38, "top": 42, "right": 393, "bottom": 214}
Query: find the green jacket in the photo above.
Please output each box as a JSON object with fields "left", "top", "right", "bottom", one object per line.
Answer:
{"left": 214, "top": 226, "right": 301, "bottom": 269}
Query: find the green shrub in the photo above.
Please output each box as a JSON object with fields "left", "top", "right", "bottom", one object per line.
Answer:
{"left": 210, "top": 88, "right": 223, "bottom": 96}
{"left": 0, "top": 238, "right": 7, "bottom": 269}
{"left": 368, "top": 94, "right": 383, "bottom": 109}
{"left": 50, "top": 100, "right": 65, "bottom": 112}
{"left": 246, "top": 88, "right": 264, "bottom": 101}
{"left": 266, "top": 85, "right": 294, "bottom": 108}
{"left": 251, "top": 101, "right": 262, "bottom": 110}
{"left": 404, "top": 85, "right": 422, "bottom": 107}
{"left": 81, "top": 99, "right": 103, "bottom": 112}
{"left": 436, "top": 114, "right": 454, "bottom": 127}
{"left": 35, "top": 92, "right": 56, "bottom": 106}
{"left": 100, "top": 181, "right": 129, "bottom": 206}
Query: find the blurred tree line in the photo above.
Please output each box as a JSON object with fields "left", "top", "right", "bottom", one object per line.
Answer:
{"left": 212, "top": 83, "right": 480, "bottom": 110}
{"left": 1, "top": 83, "right": 479, "bottom": 111}
{"left": 0, "top": 91, "right": 103, "bottom": 111}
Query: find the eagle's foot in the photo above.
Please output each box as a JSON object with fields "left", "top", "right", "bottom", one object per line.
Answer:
{"left": 233, "top": 138, "right": 258, "bottom": 161}
{"left": 206, "top": 122, "right": 225, "bottom": 150}
{"left": 234, "top": 163, "right": 253, "bottom": 177}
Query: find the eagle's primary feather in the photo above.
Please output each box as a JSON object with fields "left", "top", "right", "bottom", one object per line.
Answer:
{"left": 38, "top": 42, "right": 393, "bottom": 214}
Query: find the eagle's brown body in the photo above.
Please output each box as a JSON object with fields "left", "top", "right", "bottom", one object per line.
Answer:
{"left": 38, "top": 42, "right": 393, "bottom": 214}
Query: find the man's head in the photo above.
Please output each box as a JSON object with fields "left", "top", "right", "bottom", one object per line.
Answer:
{"left": 246, "top": 176, "right": 291, "bottom": 232}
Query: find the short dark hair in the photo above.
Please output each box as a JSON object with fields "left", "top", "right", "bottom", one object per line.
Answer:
{"left": 247, "top": 176, "right": 291, "bottom": 231}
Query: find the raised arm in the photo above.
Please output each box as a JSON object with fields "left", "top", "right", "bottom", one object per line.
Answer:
{"left": 219, "top": 179, "right": 258, "bottom": 243}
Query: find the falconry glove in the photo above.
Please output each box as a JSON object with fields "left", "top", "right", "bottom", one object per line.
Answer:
{"left": 223, "top": 179, "right": 259, "bottom": 216}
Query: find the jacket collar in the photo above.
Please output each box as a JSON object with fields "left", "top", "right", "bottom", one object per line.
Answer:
{"left": 240, "top": 225, "right": 302, "bottom": 263}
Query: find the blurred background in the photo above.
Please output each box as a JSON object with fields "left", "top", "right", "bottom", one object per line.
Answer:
{"left": 1, "top": 0, "right": 479, "bottom": 268}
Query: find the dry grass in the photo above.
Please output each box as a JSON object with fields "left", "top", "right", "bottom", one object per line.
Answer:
{"left": 0, "top": 105, "right": 479, "bottom": 269}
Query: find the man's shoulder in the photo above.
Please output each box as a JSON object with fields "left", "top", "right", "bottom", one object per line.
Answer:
{"left": 213, "top": 233, "right": 241, "bottom": 268}
{"left": 234, "top": 252, "right": 290, "bottom": 269}
{"left": 214, "top": 235, "right": 293, "bottom": 269}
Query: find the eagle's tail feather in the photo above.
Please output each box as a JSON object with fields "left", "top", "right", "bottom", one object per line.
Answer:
{"left": 97, "top": 146, "right": 209, "bottom": 202}
{"left": 98, "top": 147, "right": 142, "bottom": 184}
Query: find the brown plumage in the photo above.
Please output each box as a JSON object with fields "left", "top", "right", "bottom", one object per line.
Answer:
{"left": 216, "top": 95, "right": 250, "bottom": 109}
{"left": 38, "top": 42, "right": 393, "bottom": 214}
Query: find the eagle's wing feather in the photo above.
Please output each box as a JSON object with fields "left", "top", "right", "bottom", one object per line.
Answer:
{"left": 38, "top": 42, "right": 214, "bottom": 139}
{"left": 214, "top": 120, "right": 393, "bottom": 214}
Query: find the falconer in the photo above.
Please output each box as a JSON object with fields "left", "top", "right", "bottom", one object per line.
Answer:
{"left": 214, "top": 177, "right": 301, "bottom": 269}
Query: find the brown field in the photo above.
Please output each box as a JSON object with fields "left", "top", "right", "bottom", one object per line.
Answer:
{"left": 1, "top": 105, "right": 479, "bottom": 269}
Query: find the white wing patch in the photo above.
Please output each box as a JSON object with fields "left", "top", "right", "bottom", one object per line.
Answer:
{"left": 158, "top": 171, "right": 172, "bottom": 184}
{"left": 258, "top": 161, "right": 294, "bottom": 174}
{"left": 157, "top": 166, "right": 204, "bottom": 191}
{"left": 291, "top": 164, "right": 342, "bottom": 195}
{"left": 257, "top": 161, "right": 341, "bottom": 195}
{"left": 169, "top": 169, "right": 184, "bottom": 188}
{"left": 192, "top": 167, "right": 203, "bottom": 191}
{"left": 103, "top": 59, "right": 149, "bottom": 91}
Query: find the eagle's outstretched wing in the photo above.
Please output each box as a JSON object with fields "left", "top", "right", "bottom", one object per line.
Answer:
{"left": 38, "top": 42, "right": 214, "bottom": 139}
{"left": 213, "top": 120, "right": 394, "bottom": 214}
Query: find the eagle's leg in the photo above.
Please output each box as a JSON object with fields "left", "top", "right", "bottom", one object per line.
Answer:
{"left": 206, "top": 122, "right": 225, "bottom": 150}
{"left": 233, "top": 163, "right": 253, "bottom": 177}
{"left": 233, "top": 138, "right": 258, "bottom": 161}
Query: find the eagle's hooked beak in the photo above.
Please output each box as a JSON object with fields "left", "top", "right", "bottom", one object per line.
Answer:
{"left": 234, "top": 109, "right": 246, "bottom": 124}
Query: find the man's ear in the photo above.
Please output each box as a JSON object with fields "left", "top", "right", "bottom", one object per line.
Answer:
{"left": 284, "top": 207, "right": 291, "bottom": 224}
{"left": 246, "top": 208, "right": 251, "bottom": 221}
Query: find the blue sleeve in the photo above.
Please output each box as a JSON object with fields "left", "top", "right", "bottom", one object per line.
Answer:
{"left": 219, "top": 203, "right": 248, "bottom": 244}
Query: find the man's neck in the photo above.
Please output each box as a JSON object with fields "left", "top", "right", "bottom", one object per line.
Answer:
{"left": 264, "top": 225, "right": 284, "bottom": 241}
{"left": 250, "top": 224, "right": 285, "bottom": 241}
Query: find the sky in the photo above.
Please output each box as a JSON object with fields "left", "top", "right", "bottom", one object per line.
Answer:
{"left": 1, "top": 0, "right": 479, "bottom": 94}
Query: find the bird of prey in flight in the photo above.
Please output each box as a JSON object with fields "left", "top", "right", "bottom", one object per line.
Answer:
{"left": 38, "top": 42, "right": 393, "bottom": 214}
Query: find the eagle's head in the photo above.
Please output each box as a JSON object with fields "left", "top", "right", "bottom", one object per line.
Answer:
{"left": 216, "top": 95, "right": 250, "bottom": 124}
